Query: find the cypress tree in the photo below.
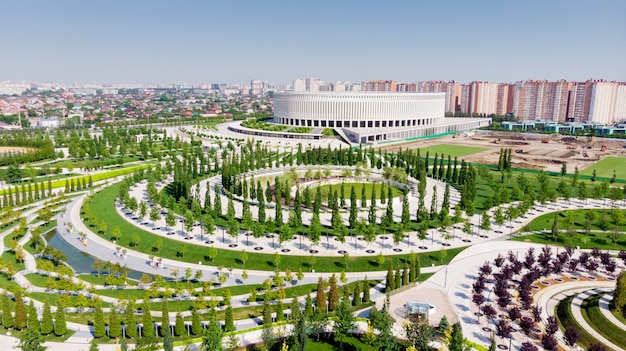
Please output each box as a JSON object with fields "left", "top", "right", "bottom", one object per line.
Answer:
{"left": 124, "top": 300, "right": 137, "bottom": 338}
{"left": 403, "top": 265, "right": 409, "bottom": 286}
{"left": 2, "top": 293, "right": 13, "bottom": 329}
{"left": 305, "top": 294, "right": 314, "bottom": 319}
{"left": 141, "top": 300, "right": 154, "bottom": 337}
{"left": 328, "top": 274, "right": 338, "bottom": 312}
{"left": 27, "top": 301, "right": 39, "bottom": 333}
{"left": 274, "top": 300, "right": 284, "bottom": 322}
{"left": 160, "top": 299, "right": 169, "bottom": 337}
{"left": 89, "top": 175, "right": 93, "bottom": 187}
{"left": 14, "top": 290, "right": 27, "bottom": 330}
{"left": 315, "top": 277, "right": 326, "bottom": 313}
{"left": 409, "top": 254, "right": 417, "bottom": 282}
{"left": 610, "top": 271, "right": 626, "bottom": 312}
{"left": 175, "top": 312, "right": 186, "bottom": 336}
{"left": 224, "top": 304, "right": 235, "bottom": 331}
{"left": 191, "top": 306, "right": 202, "bottom": 336}
{"left": 262, "top": 300, "right": 273, "bottom": 325}
{"left": 395, "top": 269, "right": 402, "bottom": 289}
{"left": 54, "top": 305, "right": 67, "bottom": 336}
{"left": 386, "top": 264, "right": 395, "bottom": 293}
{"left": 48, "top": 179, "right": 52, "bottom": 197}
{"left": 109, "top": 308, "right": 121, "bottom": 339}
{"left": 40, "top": 302, "right": 53, "bottom": 335}
{"left": 362, "top": 280, "right": 370, "bottom": 303}
{"left": 352, "top": 282, "right": 361, "bottom": 306}
{"left": 94, "top": 306, "right": 105, "bottom": 338}
{"left": 450, "top": 322, "right": 464, "bottom": 351}
{"left": 163, "top": 326, "right": 174, "bottom": 351}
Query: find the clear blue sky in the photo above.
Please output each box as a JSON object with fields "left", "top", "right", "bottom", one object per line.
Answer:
{"left": 2, "top": 0, "right": 625, "bottom": 85}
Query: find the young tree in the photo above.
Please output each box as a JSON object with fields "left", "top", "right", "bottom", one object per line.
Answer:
{"left": 40, "top": 303, "right": 53, "bottom": 335}
{"left": 224, "top": 304, "right": 235, "bottom": 332}
{"left": 14, "top": 290, "right": 27, "bottom": 330}
{"left": 315, "top": 277, "right": 326, "bottom": 313}
{"left": 94, "top": 305, "right": 106, "bottom": 338}
{"left": 124, "top": 300, "right": 137, "bottom": 339}
{"left": 333, "top": 298, "right": 356, "bottom": 350}
{"left": 191, "top": 306, "right": 202, "bottom": 336}
{"left": 163, "top": 327, "right": 174, "bottom": 351}
{"left": 174, "top": 312, "right": 186, "bottom": 336}
{"left": 449, "top": 322, "right": 465, "bottom": 351}
{"left": 109, "top": 308, "right": 121, "bottom": 339}
{"left": 160, "top": 299, "right": 170, "bottom": 337}
{"left": 18, "top": 327, "right": 46, "bottom": 351}
{"left": 202, "top": 310, "right": 223, "bottom": 351}
{"left": 141, "top": 299, "right": 154, "bottom": 337}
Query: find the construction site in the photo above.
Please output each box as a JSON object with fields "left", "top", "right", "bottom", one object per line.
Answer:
{"left": 379, "top": 131, "right": 626, "bottom": 173}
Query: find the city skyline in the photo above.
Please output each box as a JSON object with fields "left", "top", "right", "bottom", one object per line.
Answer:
{"left": 1, "top": 0, "right": 625, "bottom": 85}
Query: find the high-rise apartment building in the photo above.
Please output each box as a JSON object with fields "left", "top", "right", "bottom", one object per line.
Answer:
{"left": 362, "top": 80, "right": 398, "bottom": 92}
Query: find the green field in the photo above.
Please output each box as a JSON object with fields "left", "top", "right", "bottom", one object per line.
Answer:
{"left": 416, "top": 144, "right": 489, "bottom": 158}
{"left": 84, "top": 182, "right": 465, "bottom": 273}
{"left": 581, "top": 156, "right": 626, "bottom": 181}
{"left": 314, "top": 182, "right": 404, "bottom": 199}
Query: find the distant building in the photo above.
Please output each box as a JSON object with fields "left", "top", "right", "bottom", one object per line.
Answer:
{"left": 273, "top": 91, "right": 490, "bottom": 144}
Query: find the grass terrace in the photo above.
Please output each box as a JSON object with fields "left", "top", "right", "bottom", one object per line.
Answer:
{"left": 580, "top": 293, "right": 626, "bottom": 349}
{"left": 287, "top": 127, "right": 314, "bottom": 134}
{"left": 83, "top": 182, "right": 464, "bottom": 272}
{"left": 241, "top": 119, "right": 288, "bottom": 132}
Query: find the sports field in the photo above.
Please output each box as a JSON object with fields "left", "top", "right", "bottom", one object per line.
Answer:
{"left": 416, "top": 144, "right": 488, "bottom": 158}
{"left": 580, "top": 156, "right": 626, "bottom": 181}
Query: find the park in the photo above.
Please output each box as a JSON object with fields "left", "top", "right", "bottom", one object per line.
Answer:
{"left": 0, "top": 120, "right": 625, "bottom": 351}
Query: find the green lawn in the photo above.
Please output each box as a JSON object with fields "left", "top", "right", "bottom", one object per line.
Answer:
{"left": 581, "top": 156, "right": 626, "bottom": 181}
{"left": 416, "top": 144, "right": 489, "bottom": 158}
{"left": 580, "top": 293, "right": 626, "bottom": 349}
{"left": 27, "top": 292, "right": 111, "bottom": 308}
{"left": 513, "top": 208, "right": 626, "bottom": 249}
{"left": 314, "top": 182, "right": 404, "bottom": 199}
{"left": 77, "top": 274, "right": 138, "bottom": 286}
{"left": 84, "top": 182, "right": 465, "bottom": 273}
{"left": 556, "top": 295, "right": 597, "bottom": 349}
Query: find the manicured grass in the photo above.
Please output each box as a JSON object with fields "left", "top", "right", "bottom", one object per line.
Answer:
{"left": 416, "top": 144, "right": 488, "bottom": 158}
{"left": 512, "top": 209, "right": 626, "bottom": 249}
{"left": 84, "top": 182, "right": 465, "bottom": 273}
{"left": 77, "top": 274, "right": 138, "bottom": 286}
{"left": 1, "top": 251, "right": 25, "bottom": 271}
{"left": 24, "top": 273, "right": 51, "bottom": 288}
{"left": 581, "top": 156, "right": 626, "bottom": 181}
{"left": 580, "top": 293, "right": 626, "bottom": 349}
{"left": 0, "top": 274, "right": 20, "bottom": 291}
{"left": 27, "top": 292, "right": 111, "bottom": 308}
{"left": 580, "top": 294, "right": 626, "bottom": 349}
{"left": 556, "top": 295, "right": 597, "bottom": 349}
{"left": 314, "top": 182, "right": 404, "bottom": 199}
{"left": 472, "top": 167, "right": 605, "bottom": 211}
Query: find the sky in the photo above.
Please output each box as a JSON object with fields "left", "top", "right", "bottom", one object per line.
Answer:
{"left": 1, "top": 0, "right": 625, "bottom": 86}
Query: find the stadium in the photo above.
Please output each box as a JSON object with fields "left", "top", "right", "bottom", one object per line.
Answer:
{"left": 272, "top": 91, "right": 491, "bottom": 144}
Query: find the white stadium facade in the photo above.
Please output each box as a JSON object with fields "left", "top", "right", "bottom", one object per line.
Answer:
{"left": 272, "top": 92, "right": 491, "bottom": 144}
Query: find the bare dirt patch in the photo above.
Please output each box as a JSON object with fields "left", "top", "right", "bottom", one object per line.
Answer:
{"left": 378, "top": 131, "right": 626, "bottom": 172}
